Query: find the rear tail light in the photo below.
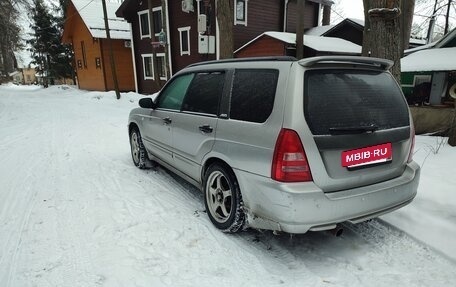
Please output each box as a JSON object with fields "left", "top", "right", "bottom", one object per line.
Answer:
{"left": 407, "top": 125, "right": 415, "bottom": 163}
{"left": 272, "top": 129, "right": 313, "bottom": 182}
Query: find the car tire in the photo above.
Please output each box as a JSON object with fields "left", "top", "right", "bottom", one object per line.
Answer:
{"left": 130, "top": 128, "right": 152, "bottom": 169}
{"left": 204, "top": 164, "right": 245, "bottom": 233}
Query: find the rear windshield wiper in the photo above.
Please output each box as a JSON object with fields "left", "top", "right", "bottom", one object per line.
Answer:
{"left": 329, "top": 124, "right": 378, "bottom": 135}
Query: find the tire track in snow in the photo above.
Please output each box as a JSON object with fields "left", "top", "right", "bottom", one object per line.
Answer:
{"left": 0, "top": 125, "right": 50, "bottom": 285}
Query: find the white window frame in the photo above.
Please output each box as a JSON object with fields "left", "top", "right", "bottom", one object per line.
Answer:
{"left": 156, "top": 53, "right": 167, "bottom": 81}
{"left": 234, "top": 0, "right": 248, "bottom": 26}
{"left": 138, "top": 10, "right": 151, "bottom": 39}
{"left": 178, "top": 26, "right": 191, "bottom": 56}
{"left": 152, "top": 6, "right": 162, "bottom": 37}
{"left": 141, "top": 54, "right": 154, "bottom": 80}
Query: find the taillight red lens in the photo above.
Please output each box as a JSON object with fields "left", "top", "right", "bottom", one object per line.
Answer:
{"left": 407, "top": 125, "right": 415, "bottom": 163}
{"left": 272, "top": 129, "right": 313, "bottom": 182}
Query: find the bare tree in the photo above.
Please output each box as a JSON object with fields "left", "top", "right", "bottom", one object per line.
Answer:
{"left": 444, "top": 0, "right": 453, "bottom": 34}
{"left": 363, "top": 0, "right": 402, "bottom": 83}
{"left": 217, "top": 0, "right": 234, "bottom": 59}
{"left": 413, "top": 0, "right": 455, "bottom": 40}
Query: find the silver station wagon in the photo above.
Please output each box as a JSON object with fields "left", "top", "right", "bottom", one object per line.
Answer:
{"left": 128, "top": 56, "right": 420, "bottom": 235}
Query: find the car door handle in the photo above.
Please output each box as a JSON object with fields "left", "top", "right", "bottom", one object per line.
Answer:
{"left": 199, "top": 125, "right": 213, "bottom": 134}
{"left": 162, "top": 117, "right": 172, "bottom": 125}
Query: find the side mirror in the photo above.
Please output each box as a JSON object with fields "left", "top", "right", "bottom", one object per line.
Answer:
{"left": 138, "top": 97, "right": 156, "bottom": 109}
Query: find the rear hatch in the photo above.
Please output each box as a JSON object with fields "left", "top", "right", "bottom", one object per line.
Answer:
{"left": 301, "top": 58, "right": 412, "bottom": 193}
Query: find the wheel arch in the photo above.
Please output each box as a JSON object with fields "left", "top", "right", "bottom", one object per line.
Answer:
{"left": 128, "top": 122, "right": 140, "bottom": 136}
{"left": 201, "top": 156, "right": 234, "bottom": 183}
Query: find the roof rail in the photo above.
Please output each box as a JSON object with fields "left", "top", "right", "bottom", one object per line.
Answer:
{"left": 188, "top": 56, "right": 297, "bottom": 68}
{"left": 298, "top": 56, "right": 393, "bottom": 70}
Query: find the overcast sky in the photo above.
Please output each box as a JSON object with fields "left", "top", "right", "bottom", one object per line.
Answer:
{"left": 334, "top": 0, "right": 365, "bottom": 22}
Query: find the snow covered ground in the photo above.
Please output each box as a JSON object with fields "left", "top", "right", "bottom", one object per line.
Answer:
{"left": 0, "top": 84, "right": 455, "bottom": 287}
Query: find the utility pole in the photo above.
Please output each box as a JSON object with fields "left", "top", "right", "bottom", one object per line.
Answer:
{"left": 102, "top": 0, "right": 121, "bottom": 99}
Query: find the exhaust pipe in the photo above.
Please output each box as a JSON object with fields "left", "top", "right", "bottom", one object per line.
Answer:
{"left": 328, "top": 225, "right": 344, "bottom": 237}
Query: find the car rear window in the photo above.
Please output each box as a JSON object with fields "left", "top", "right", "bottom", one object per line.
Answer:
{"left": 304, "top": 69, "right": 409, "bottom": 135}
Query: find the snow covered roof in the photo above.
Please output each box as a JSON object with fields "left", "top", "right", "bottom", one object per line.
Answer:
{"left": 71, "top": 0, "right": 130, "bottom": 40}
{"left": 401, "top": 47, "right": 456, "bottom": 72}
{"left": 346, "top": 18, "right": 365, "bottom": 27}
{"left": 236, "top": 32, "right": 361, "bottom": 55}
{"left": 305, "top": 25, "right": 335, "bottom": 36}
{"left": 405, "top": 28, "right": 456, "bottom": 55}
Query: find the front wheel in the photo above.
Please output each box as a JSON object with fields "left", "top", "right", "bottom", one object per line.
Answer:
{"left": 130, "top": 129, "right": 151, "bottom": 169}
{"left": 204, "top": 164, "right": 245, "bottom": 233}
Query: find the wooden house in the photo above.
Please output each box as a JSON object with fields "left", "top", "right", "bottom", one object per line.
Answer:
{"left": 116, "top": 0, "right": 332, "bottom": 94}
{"left": 235, "top": 31, "right": 361, "bottom": 58}
{"left": 62, "top": 0, "right": 135, "bottom": 92}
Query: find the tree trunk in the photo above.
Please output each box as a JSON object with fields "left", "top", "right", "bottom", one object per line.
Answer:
{"left": 322, "top": 4, "right": 331, "bottom": 25}
{"left": 444, "top": 0, "right": 452, "bottom": 35}
{"left": 161, "top": 0, "right": 170, "bottom": 79}
{"left": 296, "top": 0, "right": 305, "bottom": 59}
{"left": 400, "top": 0, "right": 415, "bottom": 54}
{"left": 362, "top": 0, "right": 402, "bottom": 84}
{"left": 148, "top": 0, "right": 160, "bottom": 91}
{"left": 217, "top": 0, "right": 233, "bottom": 59}
{"left": 102, "top": 0, "right": 120, "bottom": 99}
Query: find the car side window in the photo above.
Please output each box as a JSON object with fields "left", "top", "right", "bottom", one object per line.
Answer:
{"left": 230, "top": 69, "right": 279, "bottom": 123}
{"left": 157, "top": 73, "right": 194, "bottom": 110}
{"left": 182, "top": 72, "right": 225, "bottom": 115}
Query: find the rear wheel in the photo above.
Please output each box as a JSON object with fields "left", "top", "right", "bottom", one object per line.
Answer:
{"left": 130, "top": 129, "right": 151, "bottom": 169}
{"left": 204, "top": 164, "right": 245, "bottom": 233}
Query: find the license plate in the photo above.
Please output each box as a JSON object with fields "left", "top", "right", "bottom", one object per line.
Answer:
{"left": 342, "top": 143, "right": 392, "bottom": 168}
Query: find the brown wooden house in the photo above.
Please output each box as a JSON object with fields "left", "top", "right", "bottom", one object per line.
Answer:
{"left": 116, "top": 0, "right": 332, "bottom": 94}
{"left": 235, "top": 31, "right": 361, "bottom": 58}
{"left": 62, "top": 0, "right": 135, "bottom": 92}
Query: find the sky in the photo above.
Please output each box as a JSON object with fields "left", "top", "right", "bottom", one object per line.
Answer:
{"left": 334, "top": 0, "right": 365, "bottom": 23}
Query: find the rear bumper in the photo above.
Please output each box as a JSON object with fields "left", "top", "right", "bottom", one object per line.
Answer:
{"left": 235, "top": 161, "right": 420, "bottom": 234}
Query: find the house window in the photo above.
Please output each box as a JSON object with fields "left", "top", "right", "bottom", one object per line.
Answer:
{"left": 178, "top": 27, "right": 191, "bottom": 56}
{"left": 156, "top": 53, "right": 167, "bottom": 81}
{"left": 152, "top": 7, "right": 162, "bottom": 38}
{"left": 138, "top": 10, "right": 151, "bottom": 39}
{"left": 81, "top": 41, "right": 87, "bottom": 68}
{"left": 26, "top": 75, "right": 31, "bottom": 81}
{"left": 234, "top": 0, "right": 247, "bottom": 26}
{"left": 142, "top": 54, "right": 154, "bottom": 80}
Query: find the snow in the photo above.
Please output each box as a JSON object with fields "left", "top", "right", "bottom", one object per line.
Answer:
{"left": 1, "top": 84, "right": 456, "bottom": 286}
{"left": 305, "top": 25, "right": 335, "bottom": 36}
{"left": 71, "top": 0, "right": 130, "bottom": 40}
{"left": 401, "top": 47, "right": 456, "bottom": 72}
{"left": 236, "top": 32, "right": 362, "bottom": 55}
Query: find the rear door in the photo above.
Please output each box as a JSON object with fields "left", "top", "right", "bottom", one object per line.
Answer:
{"left": 302, "top": 68, "right": 412, "bottom": 192}
{"left": 172, "top": 71, "right": 226, "bottom": 182}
